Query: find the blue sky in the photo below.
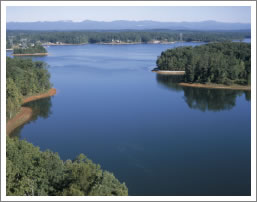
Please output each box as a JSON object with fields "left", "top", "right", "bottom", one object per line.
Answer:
{"left": 7, "top": 6, "right": 251, "bottom": 23}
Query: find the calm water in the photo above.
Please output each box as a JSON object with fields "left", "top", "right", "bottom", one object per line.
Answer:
{"left": 9, "top": 42, "right": 251, "bottom": 196}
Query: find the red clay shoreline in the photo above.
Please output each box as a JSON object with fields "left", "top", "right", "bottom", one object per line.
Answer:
{"left": 152, "top": 70, "right": 185, "bottom": 75}
{"left": 151, "top": 70, "right": 250, "bottom": 91}
{"left": 23, "top": 88, "right": 56, "bottom": 104}
{"left": 12, "top": 53, "right": 48, "bottom": 56}
{"left": 6, "top": 88, "right": 56, "bottom": 136}
{"left": 179, "top": 82, "right": 251, "bottom": 91}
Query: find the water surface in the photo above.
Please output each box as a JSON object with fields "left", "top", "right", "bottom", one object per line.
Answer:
{"left": 9, "top": 42, "right": 251, "bottom": 196}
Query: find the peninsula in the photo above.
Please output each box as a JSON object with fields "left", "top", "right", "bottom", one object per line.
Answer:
{"left": 12, "top": 44, "right": 48, "bottom": 56}
{"left": 155, "top": 42, "right": 251, "bottom": 90}
{"left": 6, "top": 88, "right": 56, "bottom": 136}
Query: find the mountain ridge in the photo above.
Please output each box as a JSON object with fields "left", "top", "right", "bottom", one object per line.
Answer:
{"left": 7, "top": 20, "right": 251, "bottom": 31}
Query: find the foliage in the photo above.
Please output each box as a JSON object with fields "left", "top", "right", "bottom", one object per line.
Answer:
{"left": 6, "top": 78, "right": 22, "bottom": 119}
{"left": 6, "top": 30, "right": 250, "bottom": 46}
{"left": 6, "top": 57, "right": 52, "bottom": 119}
{"left": 156, "top": 42, "right": 251, "bottom": 85}
{"left": 6, "top": 137, "right": 128, "bottom": 196}
{"left": 13, "top": 44, "right": 47, "bottom": 54}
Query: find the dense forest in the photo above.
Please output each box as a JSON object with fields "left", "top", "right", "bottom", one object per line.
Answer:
{"left": 156, "top": 42, "right": 251, "bottom": 85}
{"left": 13, "top": 44, "right": 47, "bottom": 54}
{"left": 6, "top": 30, "right": 250, "bottom": 46}
{"left": 6, "top": 57, "right": 128, "bottom": 196}
{"left": 6, "top": 57, "right": 51, "bottom": 119}
{"left": 7, "top": 137, "right": 128, "bottom": 196}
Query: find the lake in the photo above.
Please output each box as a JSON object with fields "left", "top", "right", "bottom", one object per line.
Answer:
{"left": 9, "top": 41, "right": 251, "bottom": 196}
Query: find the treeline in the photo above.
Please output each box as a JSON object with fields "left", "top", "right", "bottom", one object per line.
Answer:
{"left": 13, "top": 44, "right": 47, "bottom": 54}
{"left": 6, "top": 30, "right": 250, "bottom": 45}
{"left": 7, "top": 137, "right": 128, "bottom": 196}
{"left": 156, "top": 42, "right": 251, "bottom": 85}
{"left": 6, "top": 57, "right": 51, "bottom": 119}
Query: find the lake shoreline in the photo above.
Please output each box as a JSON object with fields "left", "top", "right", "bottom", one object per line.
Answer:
{"left": 152, "top": 70, "right": 185, "bottom": 75}
{"left": 22, "top": 88, "right": 56, "bottom": 104}
{"left": 42, "top": 41, "right": 178, "bottom": 46}
{"left": 12, "top": 53, "right": 48, "bottom": 56}
{"left": 179, "top": 82, "right": 251, "bottom": 91}
{"left": 6, "top": 88, "right": 56, "bottom": 136}
{"left": 152, "top": 70, "right": 250, "bottom": 90}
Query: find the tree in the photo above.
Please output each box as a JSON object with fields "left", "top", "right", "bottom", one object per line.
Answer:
{"left": 6, "top": 137, "right": 128, "bottom": 196}
{"left": 6, "top": 78, "right": 22, "bottom": 119}
{"left": 156, "top": 42, "right": 251, "bottom": 85}
{"left": 6, "top": 57, "right": 52, "bottom": 120}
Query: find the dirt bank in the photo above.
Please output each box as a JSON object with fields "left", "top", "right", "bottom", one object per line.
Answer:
{"left": 12, "top": 53, "right": 48, "bottom": 56}
{"left": 179, "top": 82, "right": 251, "bottom": 91}
{"left": 152, "top": 70, "right": 185, "bottom": 75}
{"left": 6, "top": 107, "right": 33, "bottom": 136}
{"left": 6, "top": 88, "right": 56, "bottom": 136}
{"left": 23, "top": 88, "right": 56, "bottom": 104}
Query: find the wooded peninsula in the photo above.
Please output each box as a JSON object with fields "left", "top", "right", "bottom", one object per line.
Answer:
{"left": 13, "top": 44, "right": 48, "bottom": 56}
{"left": 156, "top": 42, "right": 251, "bottom": 87}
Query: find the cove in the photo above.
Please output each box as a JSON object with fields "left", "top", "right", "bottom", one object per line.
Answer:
{"left": 8, "top": 41, "right": 251, "bottom": 196}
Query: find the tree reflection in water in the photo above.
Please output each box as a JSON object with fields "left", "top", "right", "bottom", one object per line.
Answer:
{"left": 156, "top": 74, "right": 184, "bottom": 92}
{"left": 156, "top": 74, "right": 250, "bottom": 112}
{"left": 10, "top": 97, "right": 53, "bottom": 137}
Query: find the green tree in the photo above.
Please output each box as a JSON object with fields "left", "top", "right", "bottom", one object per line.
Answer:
{"left": 6, "top": 137, "right": 128, "bottom": 196}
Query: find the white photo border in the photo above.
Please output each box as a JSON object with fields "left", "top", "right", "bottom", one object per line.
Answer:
{"left": 1, "top": 1, "right": 256, "bottom": 201}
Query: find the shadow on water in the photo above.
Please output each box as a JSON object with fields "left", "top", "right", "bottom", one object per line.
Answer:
{"left": 156, "top": 74, "right": 250, "bottom": 112}
{"left": 156, "top": 74, "right": 184, "bottom": 92}
{"left": 10, "top": 97, "right": 53, "bottom": 137}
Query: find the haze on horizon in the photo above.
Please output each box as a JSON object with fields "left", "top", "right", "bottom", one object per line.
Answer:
{"left": 7, "top": 6, "right": 251, "bottom": 24}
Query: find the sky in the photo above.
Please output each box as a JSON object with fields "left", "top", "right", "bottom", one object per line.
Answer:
{"left": 6, "top": 6, "right": 251, "bottom": 23}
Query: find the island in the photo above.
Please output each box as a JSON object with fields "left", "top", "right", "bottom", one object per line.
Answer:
{"left": 12, "top": 44, "right": 48, "bottom": 56}
{"left": 154, "top": 42, "right": 251, "bottom": 90}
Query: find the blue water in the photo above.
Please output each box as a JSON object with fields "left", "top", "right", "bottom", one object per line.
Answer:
{"left": 9, "top": 42, "right": 251, "bottom": 196}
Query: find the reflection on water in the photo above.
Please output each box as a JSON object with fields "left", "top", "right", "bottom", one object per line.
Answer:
{"left": 156, "top": 74, "right": 184, "bottom": 92}
{"left": 10, "top": 97, "right": 53, "bottom": 137}
{"left": 182, "top": 88, "right": 244, "bottom": 112}
{"left": 244, "top": 91, "right": 251, "bottom": 101}
{"left": 156, "top": 74, "right": 250, "bottom": 111}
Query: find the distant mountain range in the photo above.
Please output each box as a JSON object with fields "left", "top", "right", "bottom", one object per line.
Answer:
{"left": 6, "top": 20, "right": 251, "bottom": 31}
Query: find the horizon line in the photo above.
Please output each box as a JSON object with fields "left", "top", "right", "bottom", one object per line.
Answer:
{"left": 6, "top": 19, "right": 251, "bottom": 24}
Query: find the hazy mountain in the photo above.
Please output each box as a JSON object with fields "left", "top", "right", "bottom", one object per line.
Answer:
{"left": 6, "top": 20, "right": 251, "bottom": 31}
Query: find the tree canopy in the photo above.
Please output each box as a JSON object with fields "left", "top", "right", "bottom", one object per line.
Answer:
{"left": 6, "top": 57, "right": 51, "bottom": 119}
{"left": 156, "top": 42, "right": 251, "bottom": 85}
{"left": 7, "top": 137, "right": 128, "bottom": 196}
{"left": 7, "top": 30, "right": 250, "bottom": 46}
{"left": 13, "top": 44, "right": 47, "bottom": 54}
